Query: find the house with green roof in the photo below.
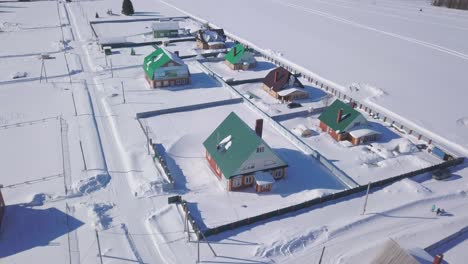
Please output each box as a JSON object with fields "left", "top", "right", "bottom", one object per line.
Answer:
{"left": 224, "top": 44, "right": 256, "bottom": 71}
{"left": 203, "top": 112, "right": 287, "bottom": 192}
{"left": 143, "top": 47, "right": 190, "bottom": 88}
{"left": 319, "top": 99, "right": 380, "bottom": 145}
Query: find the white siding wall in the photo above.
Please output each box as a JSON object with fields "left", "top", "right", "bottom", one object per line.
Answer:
{"left": 233, "top": 143, "right": 287, "bottom": 176}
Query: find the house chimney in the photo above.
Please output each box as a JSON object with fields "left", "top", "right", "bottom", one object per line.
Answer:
{"left": 337, "top": 108, "right": 343, "bottom": 123}
{"left": 433, "top": 254, "right": 443, "bottom": 264}
{"left": 255, "top": 119, "right": 263, "bottom": 138}
{"left": 174, "top": 51, "right": 179, "bottom": 57}
{"left": 274, "top": 71, "right": 279, "bottom": 82}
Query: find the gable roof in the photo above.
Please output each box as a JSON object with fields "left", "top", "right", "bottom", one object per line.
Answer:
{"left": 371, "top": 239, "right": 422, "bottom": 264}
{"left": 263, "top": 67, "right": 304, "bottom": 92}
{"left": 197, "top": 29, "right": 226, "bottom": 44}
{"left": 143, "top": 47, "right": 185, "bottom": 78}
{"left": 225, "top": 43, "right": 247, "bottom": 64}
{"left": 151, "top": 21, "right": 179, "bottom": 31}
{"left": 319, "top": 99, "right": 362, "bottom": 132}
{"left": 203, "top": 112, "right": 263, "bottom": 179}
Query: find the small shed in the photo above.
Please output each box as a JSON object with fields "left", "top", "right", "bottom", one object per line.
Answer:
{"left": 152, "top": 21, "right": 180, "bottom": 38}
{"left": 224, "top": 44, "right": 256, "bottom": 70}
{"left": 254, "top": 171, "right": 275, "bottom": 192}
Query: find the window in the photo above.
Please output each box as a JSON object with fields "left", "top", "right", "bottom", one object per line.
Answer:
{"left": 243, "top": 163, "right": 254, "bottom": 171}
{"left": 176, "top": 79, "right": 181, "bottom": 85}
{"left": 245, "top": 175, "right": 253, "bottom": 185}
{"left": 353, "top": 122, "right": 361, "bottom": 127}
{"left": 256, "top": 146, "right": 264, "bottom": 153}
{"left": 232, "top": 177, "right": 242, "bottom": 188}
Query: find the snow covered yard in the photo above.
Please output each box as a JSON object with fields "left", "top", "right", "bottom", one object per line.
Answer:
{"left": 145, "top": 102, "right": 346, "bottom": 228}
{"left": 202, "top": 57, "right": 277, "bottom": 81}
{"left": 281, "top": 113, "right": 442, "bottom": 185}
{"left": 233, "top": 79, "right": 329, "bottom": 116}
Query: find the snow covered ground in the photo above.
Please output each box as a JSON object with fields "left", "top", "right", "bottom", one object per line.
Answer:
{"left": 281, "top": 113, "right": 442, "bottom": 185}
{"left": 1, "top": 0, "right": 467, "bottom": 263}
{"left": 233, "top": 80, "right": 329, "bottom": 116}
{"left": 161, "top": 0, "right": 468, "bottom": 156}
{"left": 145, "top": 102, "right": 345, "bottom": 228}
{"left": 202, "top": 57, "right": 277, "bottom": 81}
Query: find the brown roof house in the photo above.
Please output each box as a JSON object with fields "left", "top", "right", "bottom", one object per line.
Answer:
{"left": 319, "top": 99, "right": 380, "bottom": 145}
{"left": 224, "top": 44, "right": 257, "bottom": 70}
{"left": 196, "top": 29, "right": 226, "bottom": 50}
{"left": 262, "top": 67, "right": 308, "bottom": 102}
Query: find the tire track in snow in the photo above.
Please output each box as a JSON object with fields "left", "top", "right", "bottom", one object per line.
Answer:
{"left": 271, "top": 0, "right": 468, "bottom": 61}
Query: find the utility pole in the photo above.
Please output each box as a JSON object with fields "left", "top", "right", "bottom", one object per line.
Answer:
{"left": 362, "top": 182, "right": 371, "bottom": 215}
{"left": 71, "top": 91, "right": 77, "bottom": 116}
{"left": 318, "top": 246, "right": 326, "bottom": 264}
{"left": 95, "top": 229, "right": 104, "bottom": 264}
{"left": 110, "top": 58, "right": 113, "bottom": 78}
{"left": 121, "top": 81, "right": 126, "bottom": 104}
{"left": 40, "top": 59, "right": 48, "bottom": 83}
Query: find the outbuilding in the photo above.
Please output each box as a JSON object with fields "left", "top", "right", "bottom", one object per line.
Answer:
{"left": 262, "top": 67, "right": 308, "bottom": 102}
{"left": 203, "top": 112, "right": 288, "bottom": 192}
{"left": 143, "top": 47, "right": 191, "bottom": 88}
{"left": 224, "top": 44, "right": 256, "bottom": 70}
{"left": 152, "top": 21, "right": 179, "bottom": 38}
{"left": 319, "top": 99, "right": 380, "bottom": 145}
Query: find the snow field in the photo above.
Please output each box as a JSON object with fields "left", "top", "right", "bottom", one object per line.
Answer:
{"left": 161, "top": 0, "right": 468, "bottom": 156}
{"left": 146, "top": 102, "right": 346, "bottom": 228}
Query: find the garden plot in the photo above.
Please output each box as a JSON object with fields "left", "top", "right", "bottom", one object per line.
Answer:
{"left": 0, "top": 54, "right": 75, "bottom": 82}
{"left": 281, "top": 113, "right": 441, "bottom": 185}
{"left": 0, "top": 1, "right": 60, "bottom": 30}
{"left": 100, "top": 59, "right": 237, "bottom": 115}
{"left": 0, "top": 27, "right": 64, "bottom": 57}
{"left": 233, "top": 80, "right": 329, "bottom": 116}
{"left": 0, "top": 119, "right": 62, "bottom": 188}
{"left": 146, "top": 103, "right": 346, "bottom": 228}
{"left": 93, "top": 18, "right": 200, "bottom": 41}
{"left": 203, "top": 57, "right": 277, "bottom": 81}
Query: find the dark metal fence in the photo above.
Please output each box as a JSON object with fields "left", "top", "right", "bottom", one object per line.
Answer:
{"left": 185, "top": 157, "right": 464, "bottom": 238}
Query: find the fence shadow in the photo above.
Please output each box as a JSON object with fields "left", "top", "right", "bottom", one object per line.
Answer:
{"left": 0, "top": 205, "right": 84, "bottom": 258}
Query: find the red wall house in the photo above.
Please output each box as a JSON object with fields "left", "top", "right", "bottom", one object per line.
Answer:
{"left": 319, "top": 121, "right": 348, "bottom": 142}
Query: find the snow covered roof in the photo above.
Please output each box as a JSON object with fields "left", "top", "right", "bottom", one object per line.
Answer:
{"left": 100, "top": 37, "right": 127, "bottom": 45}
{"left": 370, "top": 239, "right": 423, "bottom": 264}
{"left": 348, "top": 127, "right": 380, "bottom": 138}
{"left": 197, "top": 29, "right": 226, "bottom": 44}
{"left": 263, "top": 67, "right": 304, "bottom": 92}
{"left": 151, "top": 21, "right": 179, "bottom": 31}
{"left": 277, "top": 87, "right": 307, "bottom": 97}
{"left": 254, "top": 171, "right": 275, "bottom": 185}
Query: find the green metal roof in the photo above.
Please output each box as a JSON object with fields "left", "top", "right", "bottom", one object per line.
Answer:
{"left": 318, "top": 99, "right": 361, "bottom": 132}
{"left": 203, "top": 112, "right": 262, "bottom": 179}
{"left": 143, "top": 48, "right": 171, "bottom": 78}
{"left": 224, "top": 43, "right": 245, "bottom": 65}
